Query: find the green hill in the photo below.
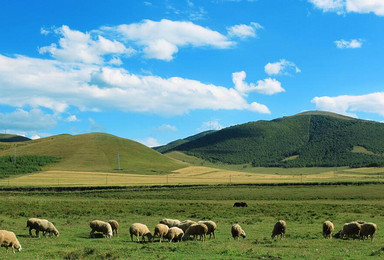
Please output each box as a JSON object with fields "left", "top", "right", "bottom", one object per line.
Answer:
{"left": 0, "top": 134, "right": 30, "bottom": 142}
{"left": 162, "top": 111, "right": 384, "bottom": 167}
{"left": 0, "top": 133, "right": 186, "bottom": 174}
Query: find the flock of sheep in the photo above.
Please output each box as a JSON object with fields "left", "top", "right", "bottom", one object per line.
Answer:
{"left": 0, "top": 217, "right": 378, "bottom": 254}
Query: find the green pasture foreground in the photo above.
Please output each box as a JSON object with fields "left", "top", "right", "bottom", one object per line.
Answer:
{"left": 0, "top": 184, "right": 384, "bottom": 259}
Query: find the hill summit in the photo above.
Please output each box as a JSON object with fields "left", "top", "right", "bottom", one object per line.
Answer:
{"left": 157, "top": 111, "right": 384, "bottom": 167}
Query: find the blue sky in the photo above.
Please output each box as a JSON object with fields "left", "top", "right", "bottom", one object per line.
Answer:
{"left": 1, "top": 0, "right": 384, "bottom": 146}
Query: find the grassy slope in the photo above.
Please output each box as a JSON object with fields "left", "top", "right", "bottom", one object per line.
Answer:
{"left": 0, "top": 133, "right": 186, "bottom": 174}
{"left": 1, "top": 184, "right": 383, "bottom": 259}
{"left": 0, "top": 134, "right": 30, "bottom": 142}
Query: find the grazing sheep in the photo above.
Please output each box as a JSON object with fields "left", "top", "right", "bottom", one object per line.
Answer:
{"left": 231, "top": 224, "right": 246, "bottom": 240}
{"left": 322, "top": 221, "right": 335, "bottom": 239}
{"left": 233, "top": 202, "right": 248, "bottom": 207}
{"left": 129, "top": 223, "right": 153, "bottom": 243}
{"left": 90, "top": 220, "right": 113, "bottom": 238}
{"left": 183, "top": 223, "right": 208, "bottom": 242}
{"left": 177, "top": 220, "right": 197, "bottom": 232}
{"left": 340, "top": 222, "right": 361, "bottom": 239}
{"left": 0, "top": 230, "right": 22, "bottom": 253}
{"left": 271, "top": 220, "right": 286, "bottom": 240}
{"left": 198, "top": 220, "right": 217, "bottom": 239}
{"left": 159, "top": 218, "right": 181, "bottom": 228}
{"left": 26, "top": 218, "right": 59, "bottom": 238}
{"left": 359, "top": 223, "right": 377, "bottom": 241}
{"left": 108, "top": 220, "right": 119, "bottom": 237}
{"left": 166, "top": 227, "right": 184, "bottom": 242}
{"left": 154, "top": 224, "right": 169, "bottom": 243}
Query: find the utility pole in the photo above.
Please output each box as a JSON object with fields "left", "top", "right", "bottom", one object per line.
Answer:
{"left": 116, "top": 152, "right": 121, "bottom": 170}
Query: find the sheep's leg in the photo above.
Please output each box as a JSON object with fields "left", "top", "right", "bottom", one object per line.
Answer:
{"left": 36, "top": 230, "right": 40, "bottom": 238}
{"left": 90, "top": 230, "right": 95, "bottom": 238}
{"left": 29, "top": 228, "right": 33, "bottom": 237}
{"left": 159, "top": 235, "right": 162, "bottom": 243}
{"left": 116, "top": 229, "right": 119, "bottom": 237}
{"left": 130, "top": 234, "right": 133, "bottom": 242}
{"left": 12, "top": 246, "right": 15, "bottom": 254}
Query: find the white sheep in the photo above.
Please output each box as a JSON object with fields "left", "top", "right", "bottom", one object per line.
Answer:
{"left": 129, "top": 223, "right": 153, "bottom": 242}
{"left": 183, "top": 223, "right": 208, "bottom": 242}
{"left": 198, "top": 220, "right": 217, "bottom": 239}
{"left": 166, "top": 227, "right": 184, "bottom": 242}
{"left": 322, "top": 221, "right": 335, "bottom": 239}
{"left": 26, "top": 218, "right": 59, "bottom": 238}
{"left": 0, "top": 230, "right": 22, "bottom": 253}
{"left": 340, "top": 222, "right": 361, "bottom": 239}
{"left": 271, "top": 220, "right": 286, "bottom": 240}
{"left": 108, "top": 220, "right": 119, "bottom": 237}
{"left": 231, "top": 224, "right": 246, "bottom": 240}
{"left": 159, "top": 218, "right": 181, "bottom": 228}
{"left": 177, "top": 220, "right": 197, "bottom": 232}
{"left": 154, "top": 224, "right": 169, "bottom": 243}
{"left": 359, "top": 222, "right": 377, "bottom": 241}
{"left": 89, "top": 220, "right": 113, "bottom": 238}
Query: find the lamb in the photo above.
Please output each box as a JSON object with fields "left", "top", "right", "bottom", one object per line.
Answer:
{"left": 26, "top": 218, "right": 60, "bottom": 238}
{"left": 108, "top": 220, "right": 119, "bottom": 237}
{"left": 198, "top": 220, "right": 217, "bottom": 239}
{"left": 359, "top": 222, "right": 377, "bottom": 241}
{"left": 154, "top": 224, "right": 169, "bottom": 243}
{"left": 183, "top": 223, "right": 208, "bottom": 242}
{"left": 0, "top": 230, "right": 22, "bottom": 253}
{"left": 322, "top": 221, "right": 335, "bottom": 239}
{"left": 129, "top": 223, "right": 153, "bottom": 243}
{"left": 231, "top": 224, "right": 246, "bottom": 240}
{"left": 89, "top": 220, "right": 113, "bottom": 238}
{"left": 159, "top": 218, "right": 181, "bottom": 228}
{"left": 271, "top": 220, "right": 286, "bottom": 240}
{"left": 177, "top": 220, "right": 197, "bottom": 232}
{"left": 166, "top": 227, "right": 184, "bottom": 242}
{"left": 340, "top": 222, "right": 361, "bottom": 239}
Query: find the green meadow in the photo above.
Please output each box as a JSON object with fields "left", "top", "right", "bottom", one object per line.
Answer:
{"left": 0, "top": 183, "right": 383, "bottom": 259}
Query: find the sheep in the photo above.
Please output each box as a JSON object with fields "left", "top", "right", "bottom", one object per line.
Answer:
{"left": 0, "top": 230, "right": 22, "bottom": 253}
{"left": 198, "top": 220, "right": 217, "bottom": 239}
{"left": 322, "top": 221, "right": 335, "bottom": 239}
{"left": 183, "top": 223, "right": 208, "bottom": 242}
{"left": 108, "top": 220, "right": 119, "bottom": 237}
{"left": 154, "top": 224, "right": 169, "bottom": 243}
{"left": 166, "top": 227, "right": 184, "bottom": 242}
{"left": 359, "top": 222, "right": 377, "bottom": 241}
{"left": 90, "top": 220, "right": 113, "bottom": 238}
{"left": 26, "top": 218, "right": 59, "bottom": 238}
{"left": 271, "top": 220, "right": 286, "bottom": 240}
{"left": 177, "top": 220, "right": 197, "bottom": 232}
{"left": 159, "top": 218, "right": 181, "bottom": 228}
{"left": 129, "top": 223, "right": 153, "bottom": 243}
{"left": 340, "top": 222, "right": 361, "bottom": 239}
{"left": 231, "top": 224, "right": 246, "bottom": 240}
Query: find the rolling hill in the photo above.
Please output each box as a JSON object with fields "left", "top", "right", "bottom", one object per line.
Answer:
{"left": 0, "top": 133, "right": 186, "bottom": 174}
{"left": 158, "top": 111, "right": 384, "bottom": 167}
{"left": 0, "top": 134, "right": 30, "bottom": 142}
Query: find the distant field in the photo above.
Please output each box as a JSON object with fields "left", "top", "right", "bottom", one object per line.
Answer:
{"left": 0, "top": 184, "right": 383, "bottom": 259}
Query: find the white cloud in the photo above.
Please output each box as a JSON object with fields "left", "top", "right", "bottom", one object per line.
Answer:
{"left": 264, "top": 59, "right": 301, "bottom": 75}
{"left": 232, "top": 71, "right": 285, "bottom": 96}
{"left": 65, "top": 115, "right": 79, "bottom": 122}
{"left": 198, "top": 120, "right": 223, "bottom": 132}
{"left": 227, "top": 22, "right": 263, "bottom": 39}
{"left": 39, "top": 25, "right": 135, "bottom": 64}
{"left": 311, "top": 92, "right": 384, "bottom": 117}
{"left": 157, "top": 124, "right": 177, "bottom": 131}
{"left": 105, "top": 19, "right": 234, "bottom": 61}
{"left": 31, "top": 135, "right": 41, "bottom": 140}
{"left": 0, "top": 108, "right": 57, "bottom": 131}
{"left": 141, "top": 137, "right": 161, "bottom": 147}
{"left": 309, "top": 0, "right": 384, "bottom": 16}
{"left": 334, "top": 39, "right": 363, "bottom": 49}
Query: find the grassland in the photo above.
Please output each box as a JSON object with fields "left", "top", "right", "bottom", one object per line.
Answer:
{"left": 0, "top": 184, "right": 383, "bottom": 259}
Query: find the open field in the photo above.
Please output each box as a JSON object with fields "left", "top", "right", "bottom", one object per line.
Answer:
{"left": 0, "top": 184, "right": 383, "bottom": 259}
{"left": 1, "top": 166, "right": 384, "bottom": 187}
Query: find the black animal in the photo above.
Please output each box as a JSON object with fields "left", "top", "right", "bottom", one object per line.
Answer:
{"left": 233, "top": 202, "right": 248, "bottom": 207}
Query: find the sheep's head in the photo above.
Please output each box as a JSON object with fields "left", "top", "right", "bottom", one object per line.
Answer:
{"left": 107, "top": 232, "right": 113, "bottom": 238}
{"left": 54, "top": 229, "right": 60, "bottom": 237}
{"left": 146, "top": 232, "right": 154, "bottom": 242}
{"left": 241, "top": 230, "right": 246, "bottom": 239}
{"left": 15, "top": 243, "right": 22, "bottom": 252}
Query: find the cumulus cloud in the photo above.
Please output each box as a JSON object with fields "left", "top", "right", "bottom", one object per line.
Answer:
{"left": 334, "top": 39, "right": 363, "bottom": 49}
{"left": 157, "top": 124, "right": 177, "bottom": 131}
{"left": 264, "top": 59, "right": 301, "bottom": 75}
{"left": 0, "top": 108, "right": 57, "bottom": 131}
{"left": 198, "top": 120, "right": 223, "bottom": 132}
{"left": 232, "top": 71, "right": 285, "bottom": 96}
{"left": 65, "top": 115, "right": 79, "bottom": 122}
{"left": 141, "top": 137, "right": 161, "bottom": 147}
{"left": 309, "top": 0, "right": 384, "bottom": 16}
{"left": 227, "top": 22, "right": 263, "bottom": 39}
{"left": 311, "top": 92, "right": 384, "bottom": 117}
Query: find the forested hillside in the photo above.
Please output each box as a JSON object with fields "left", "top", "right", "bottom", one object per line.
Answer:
{"left": 161, "top": 111, "right": 384, "bottom": 167}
